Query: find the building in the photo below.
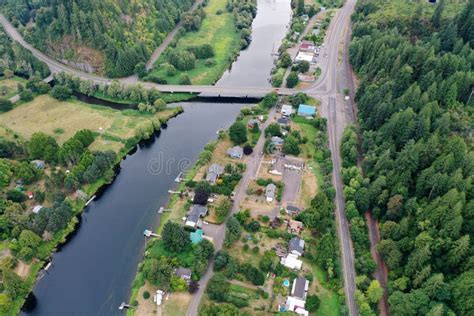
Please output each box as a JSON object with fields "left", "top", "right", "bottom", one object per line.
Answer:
{"left": 31, "top": 205, "right": 43, "bottom": 214}
{"left": 277, "top": 117, "right": 289, "bottom": 126}
{"left": 26, "top": 191, "right": 34, "bottom": 199}
{"left": 281, "top": 253, "right": 303, "bottom": 270}
{"left": 285, "top": 297, "right": 308, "bottom": 316}
{"left": 291, "top": 277, "right": 309, "bottom": 300}
{"left": 30, "top": 160, "right": 45, "bottom": 169}
{"left": 227, "top": 146, "right": 243, "bottom": 159}
{"left": 281, "top": 104, "right": 294, "bottom": 116}
{"left": 286, "top": 205, "right": 301, "bottom": 216}
{"left": 154, "top": 290, "right": 164, "bottom": 306}
{"left": 285, "top": 156, "right": 305, "bottom": 171}
{"left": 299, "top": 40, "right": 315, "bottom": 52}
{"left": 295, "top": 52, "right": 316, "bottom": 64}
{"left": 176, "top": 267, "right": 192, "bottom": 282}
{"left": 271, "top": 136, "right": 284, "bottom": 147}
{"left": 288, "top": 236, "right": 305, "bottom": 257}
{"left": 247, "top": 118, "right": 261, "bottom": 129}
{"left": 185, "top": 204, "right": 208, "bottom": 228}
{"left": 265, "top": 183, "right": 277, "bottom": 202}
{"left": 269, "top": 156, "right": 284, "bottom": 175}
{"left": 288, "top": 220, "right": 304, "bottom": 234}
{"left": 297, "top": 104, "right": 316, "bottom": 117}
{"left": 206, "top": 163, "right": 224, "bottom": 184}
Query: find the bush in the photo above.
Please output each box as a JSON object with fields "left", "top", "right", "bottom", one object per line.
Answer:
{"left": 145, "top": 74, "right": 168, "bottom": 84}
{"left": 51, "top": 85, "right": 72, "bottom": 100}
{"left": 286, "top": 72, "right": 299, "bottom": 88}
{"left": 179, "top": 74, "right": 191, "bottom": 85}
{"left": 143, "top": 291, "right": 150, "bottom": 299}
{"left": 168, "top": 51, "right": 196, "bottom": 71}
{"left": 243, "top": 144, "right": 253, "bottom": 155}
{"left": 0, "top": 98, "right": 13, "bottom": 112}
{"left": 19, "top": 89, "right": 34, "bottom": 102}
{"left": 205, "top": 59, "right": 216, "bottom": 67}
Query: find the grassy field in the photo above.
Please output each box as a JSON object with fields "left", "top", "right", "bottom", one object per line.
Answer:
{"left": 148, "top": 0, "right": 241, "bottom": 85}
{"left": 0, "top": 95, "right": 177, "bottom": 152}
{"left": 0, "top": 76, "right": 26, "bottom": 99}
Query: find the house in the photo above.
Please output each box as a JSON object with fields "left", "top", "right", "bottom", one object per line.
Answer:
{"left": 291, "top": 276, "right": 309, "bottom": 300}
{"left": 190, "top": 229, "right": 204, "bottom": 244}
{"left": 286, "top": 205, "right": 301, "bottom": 216}
{"left": 265, "top": 183, "right": 277, "bottom": 202}
{"left": 281, "top": 253, "right": 303, "bottom": 270}
{"left": 295, "top": 52, "right": 316, "bottom": 64}
{"left": 277, "top": 117, "right": 289, "bottom": 126}
{"left": 206, "top": 163, "right": 224, "bottom": 184}
{"left": 26, "top": 191, "right": 34, "bottom": 199}
{"left": 32, "top": 205, "right": 43, "bottom": 214}
{"left": 176, "top": 267, "right": 192, "bottom": 282}
{"left": 297, "top": 104, "right": 316, "bottom": 117}
{"left": 288, "top": 220, "right": 304, "bottom": 234}
{"left": 299, "top": 40, "right": 315, "bottom": 52}
{"left": 185, "top": 204, "right": 208, "bottom": 228}
{"left": 285, "top": 277, "right": 310, "bottom": 315}
{"left": 285, "top": 156, "right": 305, "bottom": 171}
{"left": 288, "top": 236, "right": 305, "bottom": 257}
{"left": 312, "top": 28, "right": 320, "bottom": 36}
{"left": 30, "top": 160, "right": 45, "bottom": 169}
{"left": 271, "top": 136, "right": 284, "bottom": 147}
{"left": 269, "top": 156, "right": 284, "bottom": 175}
{"left": 247, "top": 118, "right": 261, "bottom": 129}
{"left": 281, "top": 104, "right": 294, "bottom": 116}
{"left": 227, "top": 146, "right": 243, "bottom": 159}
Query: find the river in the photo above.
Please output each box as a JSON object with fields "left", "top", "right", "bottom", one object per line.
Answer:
{"left": 23, "top": 0, "right": 291, "bottom": 315}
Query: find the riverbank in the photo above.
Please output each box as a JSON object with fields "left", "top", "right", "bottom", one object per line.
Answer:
{"left": 0, "top": 95, "right": 183, "bottom": 315}
{"left": 145, "top": 0, "right": 254, "bottom": 85}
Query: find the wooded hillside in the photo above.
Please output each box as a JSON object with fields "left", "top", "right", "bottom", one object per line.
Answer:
{"left": 0, "top": 0, "right": 194, "bottom": 77}
{"left": 349, "top": 0, "right": 473, "bottom": 315}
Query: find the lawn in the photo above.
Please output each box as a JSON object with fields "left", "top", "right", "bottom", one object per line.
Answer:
{"left": 0, "top": 95, "right": 177, "bottom": 152}
{"left": 0, "top": 76, "right": 27, "bottom": 99}
{"left": 148, "top": 0, "right": 241, "bottom": 85}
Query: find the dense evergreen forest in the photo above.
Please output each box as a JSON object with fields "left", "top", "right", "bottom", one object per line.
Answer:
{"left": 348, "top": 0, "right": 473, "bottom": 315}
{"left": 0, "top": 0, "right": 194, "bottom": 77}
{"left": 0, "top": 29, "right": 50, "bottom": 79}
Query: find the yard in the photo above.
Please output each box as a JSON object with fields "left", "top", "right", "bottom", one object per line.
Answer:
{"left": 0, "top": 95, "right": 178, "bottom": 153}
{"left": 148, "top": 0, "right": 241, "bottom": 85}
{"left": 0, "top": 76, "right": 26, "bottom": 99}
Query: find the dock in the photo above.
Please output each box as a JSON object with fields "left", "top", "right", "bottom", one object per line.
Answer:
{"left": 143, "top": 229, "right": 161, "bottom": 238}
{"left": 85, "top": 195, "right": 96, "bottom": 206}
{"left": 174, "top": 172, "right": 185, "bottom": 183}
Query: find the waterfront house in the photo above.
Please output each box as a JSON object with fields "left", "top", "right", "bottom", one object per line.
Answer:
{"left": 185, "top": 204, "right": 208, "bottom": 228}
{"left": 227, "top": 146, "right": 243, "bottom": 159}
{"left": 288, "top": 236, "right": 305, "bottom": 257}
{"left": 265, "top": 183, "right": 277, "bottom": 202}
{"left": 297, "top": 104, "right": 316, "bottom": 117}
{"left": 281, "top": 104, "right": 294, "bottom": 116}
{"left": 206, "top": 163, "right": 224, "bottom": 184}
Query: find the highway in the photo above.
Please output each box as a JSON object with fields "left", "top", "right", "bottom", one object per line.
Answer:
{"left": 0, "top": 1, "right": 359, "bottom": 314}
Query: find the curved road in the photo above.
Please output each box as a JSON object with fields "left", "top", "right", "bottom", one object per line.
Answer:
{"left": 0, "top": 1, "right": 359, "bottom": 314}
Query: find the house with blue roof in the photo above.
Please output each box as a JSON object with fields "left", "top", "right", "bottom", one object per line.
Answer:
{"left": 297, "top": 104, "right": 316, "bottom": 117}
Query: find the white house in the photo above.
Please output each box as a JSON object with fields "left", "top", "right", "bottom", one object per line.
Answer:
{"left": 281, "top": 104, "right": 294, "bottom": 116}
{"left": 280, "top": 253, "right": 303, "bottom": 270}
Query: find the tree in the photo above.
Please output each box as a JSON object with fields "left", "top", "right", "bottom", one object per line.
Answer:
{"left": 431, "top": 0, "right": 446, "bottom": 28}
{"left": 262, "top": 92, "right": 278, "bottom": 108}
{"left": 207, "top": 273, "right": 229, "bottom": 302}
{"left": 286, "top": 72, "right": 299, "bottom": 88}
{"left": 298, "top": 61, "right": 310, "bottom": 73}
{"left": 243, "top": 144, "right": 253, "bottom": 155}
{"left": 451, "top": 270, "right": 474, "bottom": 315}
{"left": 143, "top": 257, "right": 173, "bottom": 289}
{"left": 2, "top": 268, "right": 26, "bottom": 298}
{"left": 0, "top": 293, "right": 12, "bottom": 315}
{"left": 264, "top": 123, "right": 281, "bottom": 137}
{"left": 194, "top": 180, "right": 211, "bottom": 205}
{"left": 162, "top": 222, "right": 191, "bottom": 253}
{"left": 179, "top": 74, "right": 191, "bottom": 85}
{"left": 279, "top": 52, "right": 292, "bottom": 68}
{"left": 51, "top": 85, "right": 72, "bottom": 100}
{"left": 134, "top": 62, "right": 147, "bottom": 78}
{"left": 188, "top": 280, "right": 199, "bottom": 293}
{"left": 366, "top": 280, "right": 383, "bottom": 304}
{"left": 306, "top": 295, "right": 321, "bottom": 312}
{"left": 297, "top": 0, "right": 305, "bottom": 16}
{"left": 214, "top": 251, "right": 229, "bottom": 271}
{"left": 229, "top": 121, "right": 247, "bottom": 144}
{"left": 0, "top": 98, "right": 12, "bottom": 112}
{"left": 19, "top": 89, "right": 33, "bottom": 102}
{"left": 283, "top": 136, "right": 300, "bottom": 155}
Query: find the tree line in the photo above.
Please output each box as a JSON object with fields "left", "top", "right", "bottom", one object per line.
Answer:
{"left": 349, "top": 1, "right": 474, "bottom": 315}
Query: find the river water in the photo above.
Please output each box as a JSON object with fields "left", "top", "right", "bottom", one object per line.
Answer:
{"left": 24, "top": 0, "right": 291, "bottom": 315}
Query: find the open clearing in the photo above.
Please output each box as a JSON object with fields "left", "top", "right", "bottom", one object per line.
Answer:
{"left": 149, "top": 0, "right": 240, "bottom": 85}
{"left": 0, "top": 95, "right": 176, "bottom": 152}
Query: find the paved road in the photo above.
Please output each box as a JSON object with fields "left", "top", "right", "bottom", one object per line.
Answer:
{"left": 185, "top": 108, "right": 277, "bottom": 316}
{"left": 146, "top": 0, "right": 205, "bottom": 70}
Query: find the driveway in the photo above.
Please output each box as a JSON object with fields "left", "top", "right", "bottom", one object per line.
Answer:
{"left": 282, "top": 169, "right": 301, "bottom": 204}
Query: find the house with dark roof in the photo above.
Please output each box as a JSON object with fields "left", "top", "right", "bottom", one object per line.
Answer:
{"left": 206, "top": 163, "right": 224, "bottom": 184}
{"left": 185, "top": 204, "right": 208, "bottom": 228}
{"left": 271, "top": 136, "right": 284, "bottom": 147}
{"left": 277, "top": 117, "right": 289, "bottom": 126}
{"left": 175, "top": 267, "right": 192, "bottom": 283}
{"left": 265, "top": 183, "right": 277, "bottom": 202}
{"left": 286, "top": 205, "right": 301, "bottom": 216}
{"left": 288, "top": 236, "right": 305, "bottom": 257}
{"left": 291, "top": 276, "right": 309, "bottom": 300}
{"left": 226, "top": 146, "right": 243, "bottom": 159}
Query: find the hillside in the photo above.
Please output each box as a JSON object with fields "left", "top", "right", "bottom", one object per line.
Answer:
{"left": 348, "top": 0, "right": 473, "bottom": 315}
{"left": 0, "top": 0, "right": 194, "bottom": 77}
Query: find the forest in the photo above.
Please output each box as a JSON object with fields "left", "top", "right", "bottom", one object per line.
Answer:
{"left": 348, "top": 0, "right": 474, "bottom": 315}
{"left": 0, "top": 0, "right": 194, "bottom": 77}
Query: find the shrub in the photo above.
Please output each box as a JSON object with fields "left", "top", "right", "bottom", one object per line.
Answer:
{"left": 143, "top": 291, "right": 150, "bottom": 299}
{"left": 179, "top": 74, "right": 191, "bottom": 85}
{"left": 19, "top": 89, "right": 34, "bottom": 102}
{"left": 243, "top": 144, "right": 253, "bottom": 155}
{"left": 0, "top": 98, "right": 13, "bottom": 112}
{"left": 51, "top": 85, "right": 72, "bottom": 100}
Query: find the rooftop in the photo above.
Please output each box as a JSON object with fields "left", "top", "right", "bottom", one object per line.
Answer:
{"left": 190, "top": 229, "right": 204, "bottom": 244}
{"left": 291, "top": 276, "right": 309, "bottom": 300}
{"left": 289, "top": 236, "right": 305, "bottom": 254}
{"left": 297, "top": 104, "right": 316, "bottom": 116}
{"left": 266, "top": 183, "right": 277, "bottom": 198}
